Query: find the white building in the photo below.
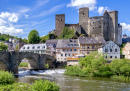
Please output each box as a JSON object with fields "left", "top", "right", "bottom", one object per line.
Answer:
{"left": 20, "top": 44, "right": 50, "bottom": 54}
{"left": 98, "top": 41, "right": 120, "bottom": 60}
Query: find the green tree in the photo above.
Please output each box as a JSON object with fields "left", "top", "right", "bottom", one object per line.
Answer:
{"left": 28, "top": 30, "right": 40, "bottom": 44}
{"left": 60, "top": 27, "right": 75, "bottom": 39}
{"left": 15, "top": 45, "right": 18, "bottom": 51}
{"left": 22, "top": 38, "right": 28, "bottom": 43}
{"left": 0, "top": 42, "right": 8, "bottom": 51}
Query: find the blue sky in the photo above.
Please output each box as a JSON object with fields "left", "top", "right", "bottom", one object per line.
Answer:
{"left": 0, "top": 0, "right": 130, "bottom": 38}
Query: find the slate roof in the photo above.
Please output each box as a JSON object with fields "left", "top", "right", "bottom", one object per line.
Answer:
{"left": 56, "top": 39, "right": 80, "bottom": 48}
{"left": 46, "top": 39, "right": 58, "bottom": 45}
{"left": 20, "top": 44, "right": 47, "bottom": 51}
{"left": 78, "top": 37, "right": 106, "bottom": 44}
{"left": 122, "top": 38, "right": 130, "bottom": 43}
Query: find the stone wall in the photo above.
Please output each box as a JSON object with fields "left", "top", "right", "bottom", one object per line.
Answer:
{"left": 55, "top": 14, "right": 65, "bottom": 36}
{"left": 88, "top": 16, "right": 103, "bottom": 37}
{"left": 0, "top": 52, "right": 55, "bottom": 74}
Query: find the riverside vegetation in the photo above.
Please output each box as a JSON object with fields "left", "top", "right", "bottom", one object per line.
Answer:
{"left": 65, "top": 52, "right": 130, "bottom": 82}
{"left": 0, "top": 70, "right": 60, "bottom": 91}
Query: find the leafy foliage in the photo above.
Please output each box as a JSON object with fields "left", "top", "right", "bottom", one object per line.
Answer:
{"left": 65, "top": 52, "right": 130, "bottom": 80}
{"left": 19, "top": 63, "right": 28, "bottom": 67}
{"left": 60, "top": 27, "right": 75, "bottom": 39}
{"left": 0, "top": 42, "right": 8, "bottom": 51}
{"left": 31, "top": 79, "right": 59, "bottom": 91}
{"left": 22, "top": 38, "right": 28, "bottom": 43}
{"left": 0, "top": 70, "right": 15, "bottom": 85}
{"left": 28, "top": 30, "right": 40, "bottom": 44}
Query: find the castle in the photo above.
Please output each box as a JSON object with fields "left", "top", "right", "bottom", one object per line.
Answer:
{"left": 52, "top": 7, "right": 122, "bottom": 45}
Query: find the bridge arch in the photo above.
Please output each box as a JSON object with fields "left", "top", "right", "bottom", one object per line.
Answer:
{"left": 19, "top": 52, "right": 40, "bottom": 69}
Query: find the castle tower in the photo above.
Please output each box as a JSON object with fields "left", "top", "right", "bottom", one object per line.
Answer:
{"left": 55, "top": 14, "right": 65, "bottom": 36}
{"left": 79, "top": 7, "right": 89, "bottom": 35}
{"left": 103, "top": 10, "right": 119, "bottom": 44}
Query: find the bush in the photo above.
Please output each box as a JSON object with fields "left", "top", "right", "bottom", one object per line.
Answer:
{"left": 0, "top": 70, "right": 15, "bottom": 85}
{"left": 31, "top": 79, "right": 59, "bottom": 91}
{"left": 0, "top": 82, "right": 30, "bottom": 91}
{"left": 65, "top": 65, "right": 87, "bottom": 77}
{"left": 45, "top": 63, "right": 49, "bottom": 69}
{"left": 19, "top": 63, "right": 28, "bottom": 67}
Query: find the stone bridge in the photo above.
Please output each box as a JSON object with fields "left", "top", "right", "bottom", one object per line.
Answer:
{"left": 0, "top": 52, "right": 55, "bottom": 74}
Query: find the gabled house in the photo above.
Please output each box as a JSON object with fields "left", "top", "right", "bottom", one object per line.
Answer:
{"left": 122, "top": 42, "right": 130, "bottom": 59}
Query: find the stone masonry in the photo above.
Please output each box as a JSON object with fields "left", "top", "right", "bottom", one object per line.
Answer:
{"left": 54, "top": 7, "right": 122, "bottom": 45}
{"left": 0, "top": 52, "right": 55, "bottom": 74}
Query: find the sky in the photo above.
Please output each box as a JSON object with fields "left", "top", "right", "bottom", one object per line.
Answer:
{"left": 0, "top": 0, "right": 130, "bottom": 39}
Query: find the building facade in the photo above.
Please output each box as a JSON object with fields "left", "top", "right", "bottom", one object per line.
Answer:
{"left": 78, "top": 37, "right": 106, "bottom": 56}
{"left": 54, "top": 7, "right": 122, "bottom": 45}
{"left": 46, "top": 39, "right": 58, "bottom": 56}
{"left": 56, "top": 39, "right": 80, "bottom": 62}
{"left": 122, "top": 42, "right": 130, "bottom": 59}
{"left": 98, "top": 41, "right": 120, "bottom": 60}
{"left": 20, "top": 44, "right": 50, "bottom": 54}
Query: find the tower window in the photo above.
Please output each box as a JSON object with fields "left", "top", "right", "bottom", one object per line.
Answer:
{"left": 61, "top": 19, "right": 62, "bottom": 21}
{"left": 83, "top": 13, "right": 84, "bottom": 15}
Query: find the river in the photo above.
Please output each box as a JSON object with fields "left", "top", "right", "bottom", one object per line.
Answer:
{"left": 16, "top": 69, "right": 130, "bottom": 91}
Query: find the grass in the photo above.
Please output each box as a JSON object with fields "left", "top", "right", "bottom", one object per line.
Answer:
{"left": 19, "top": 63, "right": 28, "bottom": 67}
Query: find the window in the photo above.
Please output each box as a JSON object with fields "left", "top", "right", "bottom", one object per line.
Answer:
{"left": 115, "top": 49, "right": 117, "bottom": 52}
{"left": 110, "top": 56, "right": 112, "bottom": 58}
{"left": 63, "top": 49, "right": 65, "bottom": 51}
{"left": 53, "top": 44, "right": 56, "bottom": 47}
{"left": 105, "top": 49, "right": 107, "bottom": 52}
{"left": 74, "top": 44, "right": 77, "bottom": 46}
{"left": 42, "top": 46, "right": 45, "bottom": 49}
{"left": 71, "top": 44, "right": 73, "bottom": 46}
{"left": 37, "top": 46, "right": 40, "bottom": 49}
{"left": 68, "top": 54, "right": 70, "bottom": 56}
{"left": 70, "top": 49, "right": 72, "bottom": 51}
{"left": 23, "top": 47, "right": 25, "bottom": 49}
{"left": 32, "top": 46, "right": 35, "bottom": 49}
{"left": 105, "top": 56, "right": 107, "bottom": 58}
{"left": 65, "top": 54, "right": 67, "bottom": 57}
{"left": 92, "top": 45, "right": 94, "bottom": 49}
{"left": 27, "top": 46, "right": 29, "bottom": 49}
{"left": 74, "top": 49, "right": 77, "bottom": 51}
{"left": 110, "top": 49, "right": 112, "bottom": 52}
{"left": 83, "top": 51, "right": 85, "bottom": 54}
{"left": 68, "top": 44, "right": 70, "bottom": 46}
{"left": 82, "top": 46, "right": 85, "bottom": 49}
{"left": 87, "top": 51, "right": 89, "bottom": 54}
{"left": 115, "top": 56, "right": 117, "bottom": 58}
{"left": 67, "top": 49, "right": 69, "bottom": 51}
{"left": 87, "top": 46, "right": 89, "bottom": 49}
{"left": 65, "top": 58, "right": 66, "bottom": 60}
{"left": 61, "top": 54, "right": 63, "bottom": 56}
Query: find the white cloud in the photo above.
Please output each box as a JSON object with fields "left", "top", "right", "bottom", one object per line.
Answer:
{"left": 0, "top": 18, "right": 7, "bottom": 25}
{"left": 67, "top": 0, "right": 97, "bottom": 11}
{"left": 8, "top": 13, "right": 18, "bottom": 23}
{"left": 120, "top": 23, "right": 130, "bottom": 31}
{"left": 24, "top": 14, "right": 29, "bottom": 18}
{"left": 98, "top": 7, "right": 108, "bottom": 15}
{"left": 0, "top": 12, "right": 23, "bottom": 35}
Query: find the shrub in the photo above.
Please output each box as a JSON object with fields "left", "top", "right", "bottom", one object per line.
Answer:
{"left": 19, "top": 63, "right": 28, "bottom": 67}
{"left": 0, "top": 70, "right": 15, "bottom": 85}
{"left": 31, "top": 79, "right": 59, "bottom": 91}
{"left": 45, "top": 63, "right": 49, "bottom": 69}
{"left": 0, "top": 82, "right": 30, "bottom": 91}
{"left": 65, "top": 65, "right": 87, "bottom": 77}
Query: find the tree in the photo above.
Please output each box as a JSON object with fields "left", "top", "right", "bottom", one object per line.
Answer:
{"left": 0, "top": 42, "right": 8, "bottom": 51}
{"left": 22, "top": 38, "right": 28, "bottom": 43}
{"left": 28, "top": 30, "right": 40, "bottom": 44}
{"left": 15, "top": 45, "right": 18, "bottom": 51}
{"left": 60, "top": 27, "right": 75, "bottom": 39}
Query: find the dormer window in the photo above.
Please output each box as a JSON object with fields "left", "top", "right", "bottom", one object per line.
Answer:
{"left": 68, "top": 44, "right": 70, "bottom": 46}
{"left": 71, "top": 44, "right": 73, "bottom": 46}
{"left": 27, "top": 46, "right": 29, "bottom": 49}
{"left": 42, "top": 46, "right": 45, "bottom": 49}
{"left": 23, "top": 47, "right": 25, "bottom": 49}
{"left": 32, "top": 46, "right": 35, "bottom": 49}
{"left": 37, "top": 46, "right": 40, "bottom": 49}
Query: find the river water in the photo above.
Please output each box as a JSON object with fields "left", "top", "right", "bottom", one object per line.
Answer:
{"left": 16, "top": 69, "right": 130, "bottom": 91}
